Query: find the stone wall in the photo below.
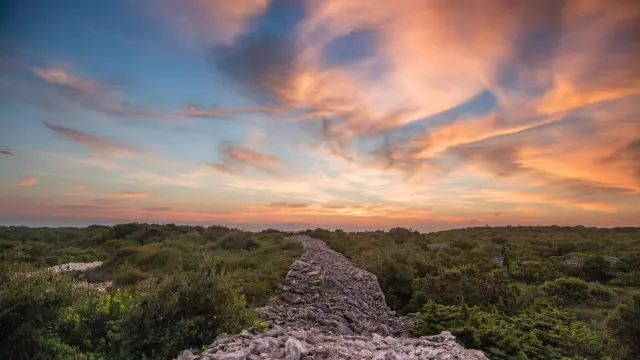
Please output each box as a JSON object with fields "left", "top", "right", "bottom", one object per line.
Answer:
{"left": 177, "top": 235, "right": 488, "bottom": 360}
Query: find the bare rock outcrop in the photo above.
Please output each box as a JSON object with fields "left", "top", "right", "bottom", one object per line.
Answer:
{"left": 178, "top": 235, "right": 488, "bottom": 360}
{"left": 48, "top": 261, "right": 104, "bottom": 273}
{"left": 47, "top": 261, "right": 111, "bottom": 291}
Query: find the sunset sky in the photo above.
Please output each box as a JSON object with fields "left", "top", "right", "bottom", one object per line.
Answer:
{"left": 0, "top": 0, "right": 638, "bottom": 231}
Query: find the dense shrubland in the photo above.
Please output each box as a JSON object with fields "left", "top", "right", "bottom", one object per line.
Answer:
{"left": 300, "top": 226, "right": 640, "bottom": 360}
{"left": 1, "top": 224, "right": 639, "bottom": 359}
{"left": 0, "top": 224, "right": 301, "bottom": 359}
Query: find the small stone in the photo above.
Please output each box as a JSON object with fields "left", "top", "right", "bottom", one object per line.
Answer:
{"left": 283, "top": 292, "right": 301, "bottom": 304}
{"left": 177, "top": 350, "right": 193, "bottom": 359}
{"left": 252, "top": 337, "right": 279, "bottom": 354}
{"left": 284, "top": 338, "right": 307, "bottom": 360}
{"left": 359, "top": 349, "right": 373, "bottom": 358}
{"left": 384, "top": 351, "right": 402, "bottom": 360}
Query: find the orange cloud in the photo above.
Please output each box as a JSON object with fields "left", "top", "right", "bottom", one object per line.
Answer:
{"left": 535, "top": 0, "right": 640, "bottom": 114}
{"left": 247, "top": 202, "right": 433, "bottom": 219}
{"left": 12, "top": 177, "right": 36, "bottom": 187}
{"left": 114, "top": 191, "right": 152, "bottom": 199}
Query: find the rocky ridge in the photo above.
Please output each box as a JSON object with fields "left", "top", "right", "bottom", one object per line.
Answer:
{"left": 178, "top": 235, "right": 488, "bottom": 360}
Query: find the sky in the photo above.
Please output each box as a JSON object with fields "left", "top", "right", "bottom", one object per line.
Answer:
{"left": 0, "top": 0, "right": 639, "bottom": 231}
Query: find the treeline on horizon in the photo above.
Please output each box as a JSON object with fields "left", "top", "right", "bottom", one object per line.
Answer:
{"left": 1, "top": 223, "right": 639, "bottom": 360}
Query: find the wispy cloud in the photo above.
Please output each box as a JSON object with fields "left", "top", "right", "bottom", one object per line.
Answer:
{"left": 208, "top": 142, "right": 281, "bottom": 175}
{"left": 32, "top": 67, "right": 164, "bottom": 119}
{"left": 44, "top": 122, "right": 146, "bottom": 158}
{"left": 179, "top": 104, "right": 276, "bottom": 119}
{"left": 12, "top": 177, "right": 36, "bottom": 187}
{"left": 61, "top": 184, "right": 89, "bottom": 196}
{"left": 114, "top": 191, "right": 152, "bottom": 199}
{"left": 160, "top": 0, "right": 271, "bottom": 47}
{"left": 0, "top": 146, "right": 13, "bottom": 155}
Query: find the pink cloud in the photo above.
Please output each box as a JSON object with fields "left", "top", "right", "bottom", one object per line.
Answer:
{"left": 12, "top": 177, "right": 36, "bottom": 187}
{"left": 208, "top": 142, "right": 281, "bottom": 175}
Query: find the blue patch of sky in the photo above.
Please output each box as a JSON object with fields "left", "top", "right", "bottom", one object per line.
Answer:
{"left": 321, "top": 29, "right": 377, "bottom": 68}
{"left": 251, "top": 0, "right": 306, "bottom": 37}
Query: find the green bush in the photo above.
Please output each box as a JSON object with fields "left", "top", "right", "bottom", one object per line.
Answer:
{"left": 106, "top": 223, "right": 144, "bottom": 240}
{"left": 55, "top": 291, "right": 134, "bottom": 356}
{"left": 113, "top": 257, "right": 256, "bottom": 359}
{"left": 610, "top": 271, "right": 640, "bottom": 287}
{"left": 508, "top": 260, "right": 557, "bottom": 284}
{"left": 606, "top": 292, "right": 640, "bottom": 359}
{"left": 541, "top": 277, "right": 613, "bottom": 304}
{"left": 103, "top": 239, "right": 141, "bottom": 252}
{"left": 0, "top": 265, "right": 81, "bottom": 360}
{"left": 411, "top": 300, "right": 604, "bottom": 360}
{"left": 410, "top": 266, "right": 511, "bottom": 309}
{"left": 218, "top": 231, "right": 260, "bottom": 251}
{"left": 114, "top": 268, "right": 148, "bottom": 287}
{"left": 104, "top": 245, "right": 182, "bottom": 272}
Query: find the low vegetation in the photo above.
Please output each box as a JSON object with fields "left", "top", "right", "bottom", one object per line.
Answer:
{"left": 1, "top": 224, "right": 639, "bottom": 359}
{"left": 301, "top": 226, "right": 640, "bottom": 360}
{"left": 0, "top": 224, "right": 301, "bottom": 359}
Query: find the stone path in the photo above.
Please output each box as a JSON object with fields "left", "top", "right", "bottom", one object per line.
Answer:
{"left": 258, "top": 235, "right": 408, "bottom": 336}
{"left": 178, "top": 235, "right": 488, "bottom": 360}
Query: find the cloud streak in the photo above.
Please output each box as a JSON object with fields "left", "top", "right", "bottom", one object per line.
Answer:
{"left": 0, "top": 146, "right": 13, "bottom": 155}
{"left": 208, "top": 142, "right": 281, "bottom": 175}
{"left": 12, "top": 177, "right": 36, "bottom": 187}
{"left": 114, "top": 191, "right": 152, "bottom": 199}
{"left": 32, "top": 67, "right": 164, "bottom": 119}
{"left": 44, "top": 122, "right": 147, "bottom": 158}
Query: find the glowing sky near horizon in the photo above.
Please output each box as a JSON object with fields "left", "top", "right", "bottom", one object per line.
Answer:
{"left": 0, "top": 0, "right": 639, "bottom": 231}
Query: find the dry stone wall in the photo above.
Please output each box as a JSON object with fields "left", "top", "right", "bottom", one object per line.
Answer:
{"left": 178, "top": 235, "right": 488, "bottom": 360}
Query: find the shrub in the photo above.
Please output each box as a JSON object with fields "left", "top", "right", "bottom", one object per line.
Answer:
{"left": 105, "top": 245, "right": 182, "bottom": 272}
{"left": 113, "top": 257, "right": 256, "bottom": 359}
{"left": 410, "top": 300, "right": 604, "bottom": 360}
{"left": 540, "top": 277, "right": 613, "bottom": 304}
{"left": 508, "top": 260, "right": 557, "bottom": 284}
{"left": 0, "top": 265, "right": 81, "bottom": 360}
{"left": 103, "top": 238, "right": 141, "bottom": 252}
{"left": 607, "top": 292, "right": 640, "bottom": 359}
{"left": 218, "top": 231, "right": 260, "bottom": 251}
{"left": 55, "top": 291, "right": 134, "bottom": 355}
{"left": 410, "top": 266, "right": 511, "bottom": 309}
{"left": 114, "top": 268, "right": 148, "bottom": 287}
{"left": 106, "top": 223, "right": 143, "bottom": 240}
